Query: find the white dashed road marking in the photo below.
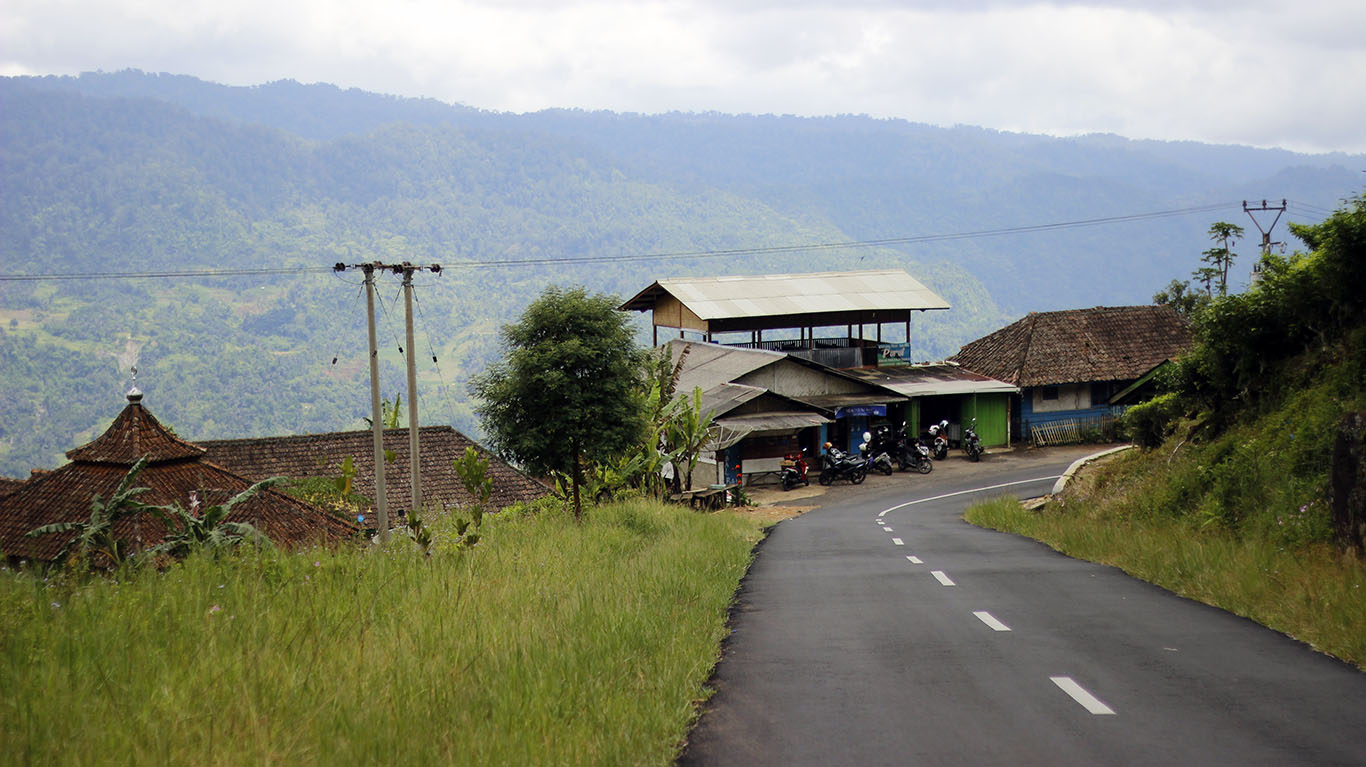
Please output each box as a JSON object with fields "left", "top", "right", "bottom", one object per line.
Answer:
{"left": 892, "top": 537, "right": 904, "bottom": 546}
{"left": 931, "top": 570, "right": 955, "bottom": 586}
{"left": 1051, "top": 677, "right": 1116, "bottom": 715}
{"left": 973, "top": 611, "right": 1011, "bottom": 631}
{"left": 906, "top": 556, "right": 923, "bottom": 564}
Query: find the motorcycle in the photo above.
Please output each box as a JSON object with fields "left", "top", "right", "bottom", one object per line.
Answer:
{"left": 904, "top": 439, "right": 934, "bottom": 474}
{"left": 817, "top": 443, "right": 867, "bottom": 485}
{"left": 963, "top": 417, "right": 984, "bottom": 462}
{"left": 872, "top": 422, "right": 933, "bottom": 474}
{"left": 780, "top": 448, "right": 811, "bottom": 490}
{"left": 928, "top": 419, "right": 950, "bottom": 460}
{"left": 860, "top": 432, "right": 895, "bottom": 476}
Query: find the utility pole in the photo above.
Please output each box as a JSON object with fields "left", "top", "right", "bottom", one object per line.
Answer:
{"left": 334, "top": 261, "right": 441, "bottom": 543}
{"left": 1244, "top": 199, "right": 1287, "bottom": 286}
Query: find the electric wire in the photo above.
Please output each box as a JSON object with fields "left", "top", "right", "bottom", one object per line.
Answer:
{"left": 0, "top": 202, "right": 1242, "bottom": 282}
{"left": 410, "top": 284, "right": 463, "bottom": 431}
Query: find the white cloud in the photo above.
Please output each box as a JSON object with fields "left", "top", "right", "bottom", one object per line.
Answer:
{"left": 3, "top": 0, "right": 1364, "bottom": 153}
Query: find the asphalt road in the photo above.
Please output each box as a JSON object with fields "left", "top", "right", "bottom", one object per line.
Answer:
{"left": 680, "top": 448, "right": 1366, "bottom": 766}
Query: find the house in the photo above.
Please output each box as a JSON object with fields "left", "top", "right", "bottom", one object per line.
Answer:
{"left": 841, "top": 362, "right": 1019, "bottom": 447}
{"left": 199, "top": 425, "right": 549, "bottom": 515}
{"left": 664, "top": 339, "right": 907, "bottom": 484}
{"left": 0, "top": 390, "right": 356, "bottom": 566}
{"left": 949, "top": 305, "right": 1192, "bottom": 443}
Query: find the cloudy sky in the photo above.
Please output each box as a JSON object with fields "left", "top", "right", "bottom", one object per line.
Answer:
{"left": 4, "top": 0, "right": 1364, "bottom": 154}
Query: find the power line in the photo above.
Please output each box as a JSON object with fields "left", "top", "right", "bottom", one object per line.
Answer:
{"left": 0, "top": 202, "right": 1240, "bottom": 283}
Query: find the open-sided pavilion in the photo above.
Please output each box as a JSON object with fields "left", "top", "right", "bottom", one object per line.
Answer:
{"left": 620, "top": 269, "right": 950, "bottom": 368}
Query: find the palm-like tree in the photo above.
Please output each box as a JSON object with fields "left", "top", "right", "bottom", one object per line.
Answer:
{"left": 26, "top": 457, "right": 153, "bottom": 568}
{"left": 145, "top": 477, "right": 280, "bottom": 559}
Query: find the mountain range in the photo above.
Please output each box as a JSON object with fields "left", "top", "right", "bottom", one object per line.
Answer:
{"left": 0, "top": 69, "right": 1360, "bottom": 476}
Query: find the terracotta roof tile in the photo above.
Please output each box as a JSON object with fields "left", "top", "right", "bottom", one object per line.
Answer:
{"left": 65, "top": 402, "right": 205, "bottom": 464}
{"left": 199, "top": 426, "right": 549, "bottom": 514}
{"left": 0, "top": 401, "right": 356, "bottom": 565}
{"left": 950, "top": 305, "right": 1192, "bottom": 388}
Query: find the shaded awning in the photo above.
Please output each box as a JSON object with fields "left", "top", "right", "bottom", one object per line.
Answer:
{"left": 710, "top": 411, "right": 833, "bottom": 449}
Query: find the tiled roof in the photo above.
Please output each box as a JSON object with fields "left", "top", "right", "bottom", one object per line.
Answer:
{"left": 199, "top": 426, "right": 549, "bottom": 513}
{"left": 65, "top": 400, "right": 204, "bottom": 465}
{"left": 950, "top": 305, "right": 1192, "bottom": 388}
{"left": 0, "top": 400, "right": 355, "bottom": 564}
{"left": 0, "top": 477, "right": 25, "bottom": 498}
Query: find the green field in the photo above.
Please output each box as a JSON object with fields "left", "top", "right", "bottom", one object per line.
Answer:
{"left": 0, "top": 501, "right": 766, "bottom": 766}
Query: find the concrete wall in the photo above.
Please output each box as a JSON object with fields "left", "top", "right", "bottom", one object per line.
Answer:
{"left": 1030, "top": 383, "right": 1091, "bottom": 413}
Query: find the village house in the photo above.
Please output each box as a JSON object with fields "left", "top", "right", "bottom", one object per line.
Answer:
{"left": 623, "top": 269, "right": 1019, "bottom": 471}
{"left": 0, "top": 389, "right": 355, "bottom": 567}
{"left": 950, "top": 305, "right": 1192, "bottom": 444}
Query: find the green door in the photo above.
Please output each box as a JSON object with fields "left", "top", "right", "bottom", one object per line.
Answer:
{"left": 961, "top": 394, "right": 1009, "bottom": 447}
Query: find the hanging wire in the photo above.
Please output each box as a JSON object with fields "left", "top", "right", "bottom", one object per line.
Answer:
{"left": 411, "top": 283, "right": 463, "bottom": 429}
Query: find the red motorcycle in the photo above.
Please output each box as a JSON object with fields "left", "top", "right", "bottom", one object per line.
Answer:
{"left": 780, "top": 448, "right": 810, "bottom": 490}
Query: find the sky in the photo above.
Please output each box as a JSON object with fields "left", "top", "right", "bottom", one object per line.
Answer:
{"left": 3, "top": 0, "right": 1365, "bottom": 155}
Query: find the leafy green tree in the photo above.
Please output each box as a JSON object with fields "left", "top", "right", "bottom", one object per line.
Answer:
{"left": 26, "top": 457, "right": 153, "bottom": 569}
{"left": 472, "top": 286, "right": 647, "bottom": 520}
{"left": 1153, "top": 278, "right": 1210, "bottom": 318}
{"left": 1196, "top": 221, "right": 1244, "bottom": 297}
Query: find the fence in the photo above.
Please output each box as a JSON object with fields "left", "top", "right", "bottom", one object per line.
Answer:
{"left": 1028, "top": 410, "right": 1126, "bottom": 446}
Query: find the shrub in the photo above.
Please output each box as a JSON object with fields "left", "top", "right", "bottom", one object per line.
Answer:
{"left": 1121, "top": 392, "right": 1184, "bottom": 449}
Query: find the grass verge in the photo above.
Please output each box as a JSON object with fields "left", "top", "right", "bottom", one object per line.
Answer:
{"left": 0, "top": 500, "right": 766, "bottom": 766}
{"left": 966, "top": 494, "right": 1366, "bottom": 669}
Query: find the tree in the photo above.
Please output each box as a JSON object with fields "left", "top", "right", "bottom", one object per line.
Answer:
{"left": 1196, "top": 221, "right": 1244, "bottom": 296}
{"left": 472, "top": 286, "right": 647, "bottom": 520}
{"left": 1152, "top": 278, "right": 1210, "bottom": 318}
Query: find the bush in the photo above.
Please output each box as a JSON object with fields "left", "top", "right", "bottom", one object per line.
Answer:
{"left": 1121, "top": 392, "right": 1184, "bottom": 448}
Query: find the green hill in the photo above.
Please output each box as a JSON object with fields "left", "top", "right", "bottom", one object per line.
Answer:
{"left": 0, "top": 70, "right": 1361, "bottom": 476}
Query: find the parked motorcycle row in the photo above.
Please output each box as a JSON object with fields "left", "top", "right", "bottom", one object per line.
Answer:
{"left": 782, "top": 419, "right": 988, "bottom": 490}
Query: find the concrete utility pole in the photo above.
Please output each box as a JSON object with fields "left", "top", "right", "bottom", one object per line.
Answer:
{"left": 333, "top": 261, "right": 441, "bottom": 543}
{"left": 1244, "top": 199, "right": 1287, "bottom": 286}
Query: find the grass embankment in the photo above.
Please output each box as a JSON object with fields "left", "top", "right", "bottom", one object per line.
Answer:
{"left": 966, "top": 366, "right": 1366, "bottom": 668}
{"left": 0, "top": 500, "right": 766, "bottom": 766}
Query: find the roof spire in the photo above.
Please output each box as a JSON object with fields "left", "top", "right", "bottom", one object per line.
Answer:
{"left": 127, "top": 365, "right": 143, "bottom": 404}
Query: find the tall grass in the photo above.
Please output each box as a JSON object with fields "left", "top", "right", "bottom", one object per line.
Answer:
{"left": 0, "top": 500, "right": 765, "bottom": 766}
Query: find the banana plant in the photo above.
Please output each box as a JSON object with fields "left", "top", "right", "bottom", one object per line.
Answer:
{"left": 26, "top": 457, "right": 153, "bottom": 569}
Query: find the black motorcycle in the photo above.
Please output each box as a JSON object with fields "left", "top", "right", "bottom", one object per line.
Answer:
{"left": 817, "top": 445, "right": 867, "bottom": 485}
{"left": 875, "top": 422, "right": 933, "bottom": 475}
{"left": 963, "top": 417, "right": 984, "bottom": 462}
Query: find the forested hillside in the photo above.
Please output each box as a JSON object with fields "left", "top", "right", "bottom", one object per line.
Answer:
{"left": 0, "top": 70, "right": 1361, "bottom": 476}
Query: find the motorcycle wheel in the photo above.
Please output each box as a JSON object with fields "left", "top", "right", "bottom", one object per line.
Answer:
{"left": 879, "top": 463, "right": 893, "bottom": 476}
{"left": 818, "top": 471, "right": 833, "bottom": 486}
{"left": 850, "top": 467, "right": 867, "bottom": 485}
{"left": 917, "top": 459, "right": 933, "bottom": 475}
{"left": 969, "top": 448, "right": 981, "bottom": 462}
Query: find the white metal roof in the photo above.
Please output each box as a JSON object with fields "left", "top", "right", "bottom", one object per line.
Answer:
{"left": 626, "top": 269, "right": 950, "bottom": 320}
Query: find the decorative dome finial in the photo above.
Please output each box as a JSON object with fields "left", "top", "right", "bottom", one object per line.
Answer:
{"left": 127, "top": 366, "right": 143, "bottom": 403}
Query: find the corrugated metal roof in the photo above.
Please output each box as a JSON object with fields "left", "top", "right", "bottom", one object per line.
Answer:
{"left": 843, "top": 363, "right": 1019, "bottom": 397}
{"left": 666, "top": 339, "right": 786, "bottom": 394}
{"left": 623, "top": 269, "right": 950, "bottom": 319}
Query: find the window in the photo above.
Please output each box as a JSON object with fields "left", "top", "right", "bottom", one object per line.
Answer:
{"left": 1041, "top": 386, "right": 1059, "bottom": 401}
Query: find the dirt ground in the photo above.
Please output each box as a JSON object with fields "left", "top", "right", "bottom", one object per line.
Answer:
{"left": 729, "top": 443, "right": 1108, "bottom": 523}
